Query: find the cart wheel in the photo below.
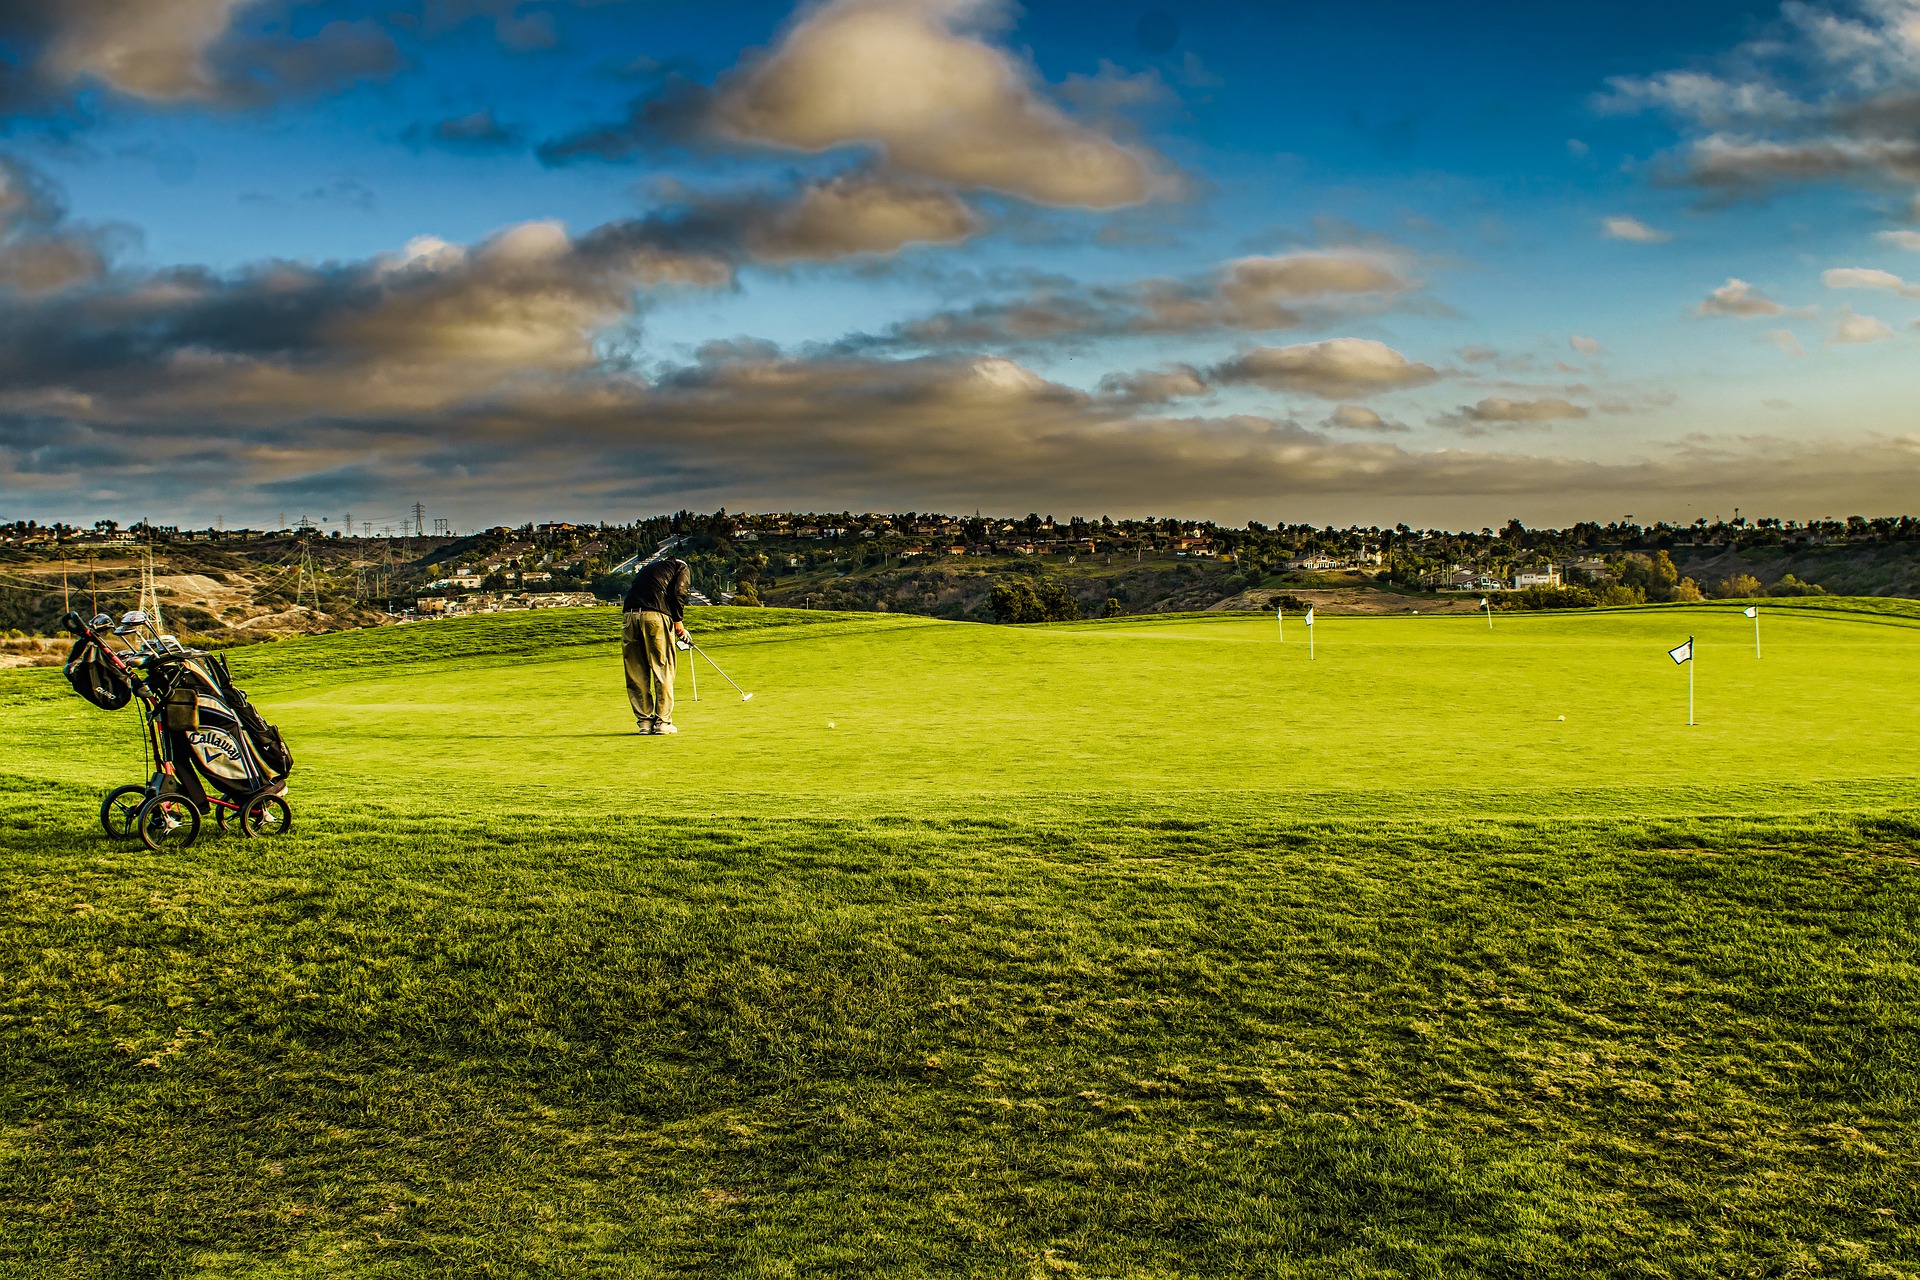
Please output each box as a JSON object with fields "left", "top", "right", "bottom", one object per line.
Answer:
{"left": 214, "top": 803, "right": 240, "bottom": 833}
{"left": 135, "top": 796, "right": 200, "bottom": 853}
{"left": 100, "top": 785, "right": 150, "bottom": 839}
{"left": 241, "top": 794, "right": 292, "bottom": 838}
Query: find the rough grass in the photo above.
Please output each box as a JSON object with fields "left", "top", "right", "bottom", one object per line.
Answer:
{"left": 2, "top": 606, "right": 1917, "bottom": 1277}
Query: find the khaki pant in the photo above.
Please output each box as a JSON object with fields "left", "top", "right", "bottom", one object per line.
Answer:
{"left": 623, "top": 610, "right": 676, "bottom": 726}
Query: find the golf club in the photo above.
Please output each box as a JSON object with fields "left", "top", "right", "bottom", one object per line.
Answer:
{"left": 688, "top": 640, "right": 753, "bottom": 701}
{"left": 676, "top": 635, "right": 699, "bottom": 700}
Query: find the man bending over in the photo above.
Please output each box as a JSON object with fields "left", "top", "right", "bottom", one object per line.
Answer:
{"left": 623, "top": 557, "right": 690, "bottom": 734}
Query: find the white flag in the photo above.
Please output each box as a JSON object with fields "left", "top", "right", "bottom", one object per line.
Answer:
{"left": 1669, "top": 639, "right": 1692, "bottom": 664}
{"left": 1304, "top": 606, "right": 1315, "bottom": 627}
{"left": 1479, "top": 597, "right": 1488, "bottom": 607}
{"left": 1744, "top": 606, "right": 1758, "bottom": 618}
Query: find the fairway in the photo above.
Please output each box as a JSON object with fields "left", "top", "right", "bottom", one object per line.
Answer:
{"left": 3, "top": 604, "right": 1918, "bottom": 1277}
{"left": 20, "top": 600, "right": 1912, "bottom": 815}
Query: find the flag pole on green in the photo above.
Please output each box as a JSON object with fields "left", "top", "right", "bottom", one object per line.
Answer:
{"left": 1276, "top": 603, "right": 1283, "bottom": 641}
{"left": 1305, "top": 605, "right": 1315, "bottom": 661}
{"left": 1745, "top": 604, "right": 1759, "bottom": 658}
{"left": 1669, "top": 636, "right": 1694, "bottom": 725}
{"left": 1481, "top": 596, "right": 1492, "bottom": 629}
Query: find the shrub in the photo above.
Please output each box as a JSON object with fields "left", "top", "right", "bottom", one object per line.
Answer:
{"left": 1673, "top": 577, "right": 1704, "bottom": 602}
{"left": 1501, "top": 585, "right": 1598, "bottom": 610}
{"left": 1712, "top": 573, "right": 1764, "bottom": 599}
{"left": 991, "top": 577, "right": 1083, "bottom": 623}
{"left": 1267, "top": 593, "right": 1310, "bottom": 613}
{"left": 1768, "top": 573, "right": 1827, "bottom": 597}
{"left": 1597, "top": 583, "right": 1646, "bottom": 606}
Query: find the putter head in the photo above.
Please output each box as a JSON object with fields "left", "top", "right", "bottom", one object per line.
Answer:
{"left": 741, "top": 692, "right": 753, "bottom": 701}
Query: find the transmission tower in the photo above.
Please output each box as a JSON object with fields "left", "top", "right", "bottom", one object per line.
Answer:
{"left": 139, "top": 546, "right": 165, "bottom": 635}
{"left": 293, "top": 532, "right": 323, "bottom": 613}
{"left": 433, "top": 518, "right": 449, "bottom": 536}
{"left": 412, "top": 503, "right": 426, "bottom": 539}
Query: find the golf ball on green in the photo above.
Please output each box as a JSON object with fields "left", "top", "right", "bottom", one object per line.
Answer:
{"left": 827, "top": 721, "right": 835, "bottom": 728}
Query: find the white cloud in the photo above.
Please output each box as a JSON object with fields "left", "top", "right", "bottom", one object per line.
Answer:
{"left": 1598, "top": 1, "right": 1920, "bottom": 198}
{"left": 1833, "top": 306, "right": 1896, "bottom": 344}
{"left": 1696, "top": 277, "right": 1787, "bottom": 317}
{"left": 1769, "top": 328, "right": 1807, "bottom": 357}
{"left": 1602, "top": 215, "right": 1672, "bottom": 243}
{"left": 1210, "top": 338, "right": 1441, "bottom": 400}
{"left": 28, "top": 0, "right": 398, "bottom": 106}
{"left": 708, "top": 0, "right": 1172, "bottom": 207}
{"left": 1322, "top": 404, "right": 1408, "bottom": 433}
{"left": 1878, "top": 229, "right": 1920, "bottom": 250}
{"left": 1822, "top": 266, "right": 1920, "bottom": 298}
{"left": 1461, "top": 397, "right": 1590, "bottom": 423}
{"left": 1569, "top": 334, "right": 1605, "bottom": 356}
{"left": 1097, "top": 364, "right": 1209, "bottom": 404}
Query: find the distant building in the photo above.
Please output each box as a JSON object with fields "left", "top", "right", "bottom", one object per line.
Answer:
{"left": 1513, "top": 567, "right": 1563, "bottom": 589}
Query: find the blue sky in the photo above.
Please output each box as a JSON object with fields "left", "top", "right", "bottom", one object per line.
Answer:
{"left": 1, "top": 0, "right": 1916, "bottom": 529}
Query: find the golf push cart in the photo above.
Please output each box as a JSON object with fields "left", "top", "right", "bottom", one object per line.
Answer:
{"left": 62, "top": 609, "right": 295, "bottom": 852}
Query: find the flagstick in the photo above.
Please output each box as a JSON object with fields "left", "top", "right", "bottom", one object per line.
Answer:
{"left": 1309, "top": 620, "right": 1315, "bottom": 661}
{"left": 1688, "top": 635, "right": 1695, "bottom": 727}
{"left": 1276, "top": 606, "right": 1283, "bottom": 641}
{"left": 1754, "top": 610, "right": 1761, "bottom": 659}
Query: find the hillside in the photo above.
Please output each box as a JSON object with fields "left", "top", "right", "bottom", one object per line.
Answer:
{"left": 1676, "top": 540, "right": 1920, "bottom": 598}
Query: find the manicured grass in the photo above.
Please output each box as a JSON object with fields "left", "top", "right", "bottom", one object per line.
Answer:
{"left": 2, "top": 606, "right": 1917, "bottom": 1277}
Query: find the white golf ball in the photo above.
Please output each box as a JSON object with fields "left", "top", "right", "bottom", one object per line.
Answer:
{"left": 1557, "top": 715, "right": 1566, "bottom": 721}
{"left": 827, "top": 721, "right": 835, "bottom": 728}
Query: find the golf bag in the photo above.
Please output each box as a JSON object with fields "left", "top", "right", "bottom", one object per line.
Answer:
{"left": 143, "top": 648, "right": 294, "bottom": 807}
{"left": 62, "top": 611, "right": 293, "bottom": 813}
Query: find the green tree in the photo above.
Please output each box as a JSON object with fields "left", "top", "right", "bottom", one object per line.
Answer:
{"left": 1616, "top": 550, "right": 1682, "bottom": 602}
{"left": 1035, "top": 579, "right": 1080, "bottom": 622}
{"left": 988, "top": 580, "right": 1044, "bottom": 624}
{"left": 1103, "top": 597, "right": 1121, "bottom": 618}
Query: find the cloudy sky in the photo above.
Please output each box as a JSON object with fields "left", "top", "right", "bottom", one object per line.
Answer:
{"left": 1, "top": 0, "right": 1917, "bottom": 530}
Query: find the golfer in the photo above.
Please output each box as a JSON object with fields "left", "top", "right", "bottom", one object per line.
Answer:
{"left": 623, "top": 557, "right": 690, "bottom": 734}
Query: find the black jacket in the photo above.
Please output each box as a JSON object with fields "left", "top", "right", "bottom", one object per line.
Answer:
{"left": 624, "top": 558, "right": 690, "bottom": 622}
